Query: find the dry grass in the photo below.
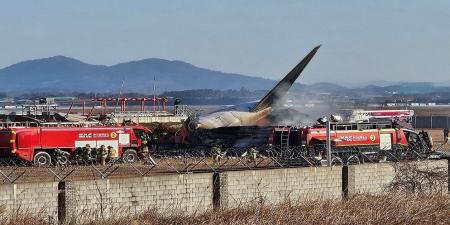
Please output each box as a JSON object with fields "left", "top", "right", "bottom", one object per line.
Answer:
{"left": 98, "top": 194, "right": 450, "bottom": 225}
{"left": 0, "top": 207, "right": 53, "bottom": 225}
{"left": 389, "top": 161, "right": 448, "bottom": 194}
{"left": 1, "top": 193, "right": 449, "bottom": 225}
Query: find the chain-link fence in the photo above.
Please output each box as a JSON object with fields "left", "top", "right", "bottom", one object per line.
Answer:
{"left": 0, "top": 144, "right": 442, "bottom": 184}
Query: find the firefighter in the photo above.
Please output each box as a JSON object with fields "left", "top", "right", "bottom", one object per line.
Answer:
{"left": 392, "top": 117, "right": 400, "bottom": 128}
{"left": 248, "top": 147, "right": 258, "bottom": 163}
{"left": 98, "top": 145, "right": 107, "bottom": 166}
{"left": 75, "top": 147, "right": 83, "bottom": 160}
{"left": 107, "top": 146, "right": 117, "bottom": 161}
{"left": 444, "top": 127, "right": 449, "bottom": 143}
{"left": 83, "top": 144, "right": 92, "bottom": 161}
{"left": 150, "top": 134, "right": 159, "bottom": 152}
{"left": 174, "top": 98, "right": 181, "bottom": 114}
{"left": 54, "top": 148, "right": 64, "bottom": 165}
{"left": 141, "top": 133, "right": 150, "bottom": 156}
{"left": 212, "top": 145, "right": 222, "bottom": 162}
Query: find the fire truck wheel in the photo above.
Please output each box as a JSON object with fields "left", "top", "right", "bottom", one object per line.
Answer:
{"left": 122, "top": 149, "right": 138, "bottom": 163}
{"left": 34, "top": 152, "right": 52, "bottom": 166}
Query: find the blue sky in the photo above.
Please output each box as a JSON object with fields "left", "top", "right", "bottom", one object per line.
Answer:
{"left": 1, "top": 0, "right": 450, "bottom": 85}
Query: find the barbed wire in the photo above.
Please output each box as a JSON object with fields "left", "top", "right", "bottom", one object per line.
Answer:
{"left": 0, "top": 145, "right": 443, "bottom": 184}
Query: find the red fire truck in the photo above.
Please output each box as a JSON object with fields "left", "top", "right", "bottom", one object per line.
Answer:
{"left": 269, "top": 122, "right": 433, "bottom": 163}
{"left": 0, "top": 124, "right": 153, "bottom": 165}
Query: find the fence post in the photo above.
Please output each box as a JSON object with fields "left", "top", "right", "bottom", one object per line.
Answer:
{"left": 431, "top": 114, "right": 433, "bottom": 129}
{"left": 446, "top": 115, "right": 449, "bottom": 128}
{"left": 342, "top": 165, "right": 348, "bottom": 198}
{"left": 213, "top": 172, "right": 221, "bottom": 210}
{"left": 57, "top": 181, "right": 66, "bottom": 224}
{"left": 58, "top": 181, "right": 75, "bottom": 224}
{"left": 326, "top": 121, "right": 332, "bottom": 166}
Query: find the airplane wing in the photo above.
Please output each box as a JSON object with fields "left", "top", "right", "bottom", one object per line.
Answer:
{"left": 251, "top": 45, "right": 321, "bottom": 112}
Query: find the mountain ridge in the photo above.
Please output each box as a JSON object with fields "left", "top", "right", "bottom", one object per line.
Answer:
{"left": 0, "top": 56, "right": 276, "bottom": 93}
{"left": 1, "top": 56, "right": 450, "bottom": 95}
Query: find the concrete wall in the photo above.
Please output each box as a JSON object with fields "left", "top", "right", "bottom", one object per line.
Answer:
{"left": 0, "top": 159, "right": 448, "bottom": 223}
{"left": 64, "top": 173, "right": 213, "bottom": 222}
{"left": 218, "top": 166, "right": 342, "bottom": 207}
{"left": 346, "top": 163, "right": 395, "bottom": 195}
{"left": 0, "top": 182, "right": 58, "bottom": 222}
{"left": 346, "top": 160, "right": 448, "bottom": 196}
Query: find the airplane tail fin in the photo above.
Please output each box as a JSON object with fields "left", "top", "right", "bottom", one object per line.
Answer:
{"left": 251, "top": 45, "right": 320, "bottom": 112}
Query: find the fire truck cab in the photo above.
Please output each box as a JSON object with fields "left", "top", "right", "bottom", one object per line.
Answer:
{"left": 0, "top": 124, "right": 153, "bottom": 165}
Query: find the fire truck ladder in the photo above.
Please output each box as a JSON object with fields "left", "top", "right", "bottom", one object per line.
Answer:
{"left": 280, "top": 126, "right": 291, "bottom": 152}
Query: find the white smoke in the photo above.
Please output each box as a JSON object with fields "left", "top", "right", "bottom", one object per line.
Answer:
{"left": 267, "top": 91, "right": 344, "bottom": 127}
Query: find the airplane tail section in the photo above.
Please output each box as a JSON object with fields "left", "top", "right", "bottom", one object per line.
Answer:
{"left": 251, "top": 45, "right": 320, "bottom": 112}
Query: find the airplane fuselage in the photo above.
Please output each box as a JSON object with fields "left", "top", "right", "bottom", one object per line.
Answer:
{"left": 190, "top": 107, "right": 272, "bottom": 130}
{"left": 187, "top": 45, "right": 320, "bottom": 130}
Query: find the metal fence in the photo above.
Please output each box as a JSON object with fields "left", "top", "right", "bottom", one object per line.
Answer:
{"left": 0, "top": 145, "right": 439, "bottom": 184}
{"left": 414, "top": 116, "right": 450, "bottom": 129}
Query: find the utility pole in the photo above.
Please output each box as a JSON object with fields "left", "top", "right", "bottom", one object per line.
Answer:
{"left": 115, "top": 78, "right": 125, "bottom": 112}
{"left": 326, "top": 120, "right": 332, "bottom": 166}
{"left": 431, "top": 114, "right": 433, "bottom": 129}
{"left": 446, "top": 115, "right": 449, "bottom": 129}
{"left": 153, "top": 76, "right": 156, "bottom": 112}
{"left": 430, "top": 109, "right": 433, "bottom": 129}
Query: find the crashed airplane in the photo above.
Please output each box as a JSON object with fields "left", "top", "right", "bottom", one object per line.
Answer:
{"left": 187, "top": 45, "right": 321, "bottom": 131}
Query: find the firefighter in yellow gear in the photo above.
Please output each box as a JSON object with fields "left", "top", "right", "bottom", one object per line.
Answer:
{"left": 83, "top": 144, "right": 92, "bottom": 161}
{"left": 212, "top": 145, "right": 222, "bottom": 163}
{"left": 141, "top": 133, "right": 150, "bottom": 157}
{"left": 248, "top": 147, "right": 258, "bottom": 163}
{"left": 98, "top": 145, "right": 107, "bottom": 166}
{"left": 107, "top": 146, "right": 118, "bottom": 160}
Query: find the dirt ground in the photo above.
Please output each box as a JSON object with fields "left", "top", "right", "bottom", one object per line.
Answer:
{"left": 0, "top": 157, "right": 278, "bottom": 184}
{"left": 426, "top": 129, "right": 450, "bottom": 151}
